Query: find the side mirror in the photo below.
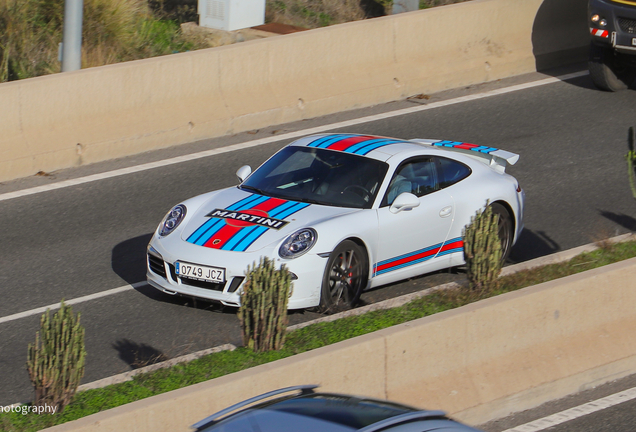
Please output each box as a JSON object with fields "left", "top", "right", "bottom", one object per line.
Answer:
{"left": 390, "top": 192, "right": 420, "bottom": 214}
{"left": 236, "top": 165, "right": 252, "bottom": 183}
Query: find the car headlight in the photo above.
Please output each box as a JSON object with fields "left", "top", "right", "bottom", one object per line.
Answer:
{"left": 279, "top": 228, "right": 317, "bottom": 259}
{"left": 159, "top": 204, "right": 187, "bottom": 237}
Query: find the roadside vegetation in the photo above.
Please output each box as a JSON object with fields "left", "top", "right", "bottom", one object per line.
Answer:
{"left": 2, "top": 239, "right": 635, "bottom": 432}
{"left": 0, "top": 0, "right": 471, "bottom": 82}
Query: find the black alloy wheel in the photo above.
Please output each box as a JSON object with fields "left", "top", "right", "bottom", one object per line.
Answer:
{"left": 319, "top": 240, "right": 368, "bottom": 314}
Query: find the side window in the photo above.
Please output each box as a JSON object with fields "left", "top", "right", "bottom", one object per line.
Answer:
{"left": 437, "top": 157, "right": 471, "bottom": 189}
{"left": 382, "top": 158, "right": 439, "bottom": 206}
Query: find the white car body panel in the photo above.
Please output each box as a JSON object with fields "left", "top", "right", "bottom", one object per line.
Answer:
{"left": 147, "top": 133, "right": 525, "bottom": 310}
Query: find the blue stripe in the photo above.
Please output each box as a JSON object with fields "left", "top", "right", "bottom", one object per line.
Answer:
{"left": 344, "top": 138, "right": 390, "bottom": 155}
{"left": 232, "top": 226, "right": 269, "bottom": 251}
{"left": 188, "top": 219, "right": 225, "bottom": 246}
{"left": 307, "top": 134, "right": 353, "bottom": 148}
{"left": 232, "top": 202, "right": 311, "bottom": 252}
{"left": 433, "top": 141, "right": 498, "bottom": 154}
{"left": 221, "top": 200, "right": 301, "bottom": 251}
{"left": 187, "top": 194, "right": 269, "bottom": 245}
{"left": 374, "top": 237, "right": 463, "bottom": 276}
{"left": 356, "top": 139, "right": 406, "bottom": 155}
{"left": 272, "top": 201, "right": 310, "bottom": 219}
{"left": 348, "top": 139, "right": 404, "bottom": 155}
{"left": 375, "top": 255, "right": 437, "bottom": 276}
{"left": 376, "top": 242, "right": 441, "bottom": 267}
{"left": 221, "top": 225, "right": 260, "bottom": 251}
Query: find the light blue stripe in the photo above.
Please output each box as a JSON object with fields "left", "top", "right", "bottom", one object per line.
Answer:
{"left": 373, "top": 236, "right": 463, "bottom": 275}
{"left": 273, "top": 202, "right": 310, "bottom": 219}
{"left": 233, "top": 202, "right": 311, "bottom": 252}
{"left": 189, "top": 194, "right": 269, "bottom": 245}
{"left": 308, "top": 134, "right": 352, "bottom": 148}
{"left": 376, "top": 242, "right": 441, "bottom": 267}
{"left": 233, "top": 226, "right": 269, "bottom": 251}
{"left": 375, "top": 255, "right": 435, "bottom": 275}
{"left": 193, "top": 220, "right": 225, "bottom": 245}
{"left": 188, "top": 218, "right": 222, "bottom": 244}
{"left": 188, "top": 194, "right": 257, "bottom": 243}
{"left": 222, "top": 225, "right": 260, "bottom": 251}
{"left": 344, "top": 138, "right": 388, "bottom": 154}
{"left": 227, "top": 201, "right": 297, "bottom": 251}
{"left": 317, "top": 134, "right": 358, "bottom": 149}
{"left": 353, "top": 140, "right": 404, "bottom": 155}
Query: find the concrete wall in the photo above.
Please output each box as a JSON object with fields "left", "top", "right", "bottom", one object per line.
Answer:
{"left": 46, "top": 257, "right": 636, "bottom": 431}
{"left": 0, "top": 0, "right": 588, "bottom": 183}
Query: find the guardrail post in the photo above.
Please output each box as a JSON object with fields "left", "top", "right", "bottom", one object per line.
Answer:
{"left": 61, "top": 0, "right": 83, "bottom": 72}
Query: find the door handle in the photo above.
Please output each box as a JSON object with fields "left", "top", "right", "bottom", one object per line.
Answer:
{"left": 439, "top": 206, "right": 452, "bottom": 218}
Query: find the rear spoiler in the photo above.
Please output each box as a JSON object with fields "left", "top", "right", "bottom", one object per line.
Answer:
{"left": 411, "top": 139, "right": 519, "bottom": 174}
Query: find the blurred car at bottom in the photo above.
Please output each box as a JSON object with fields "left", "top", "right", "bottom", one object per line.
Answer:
{"left": 192, "top": 385, "right": 484, "bottom": 432}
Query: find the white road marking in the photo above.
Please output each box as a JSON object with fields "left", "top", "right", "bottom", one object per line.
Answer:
{"left": 0, "top": 70, "right": 589, "bottom": 324}
{"left": 0, "top": 282, "right": 146, "bottom": 325}
{"left": 0, "top": 71, "right": 588, "bottom": 204}
{"left": 501, "top": 386, "right": 636, "bottom": 431}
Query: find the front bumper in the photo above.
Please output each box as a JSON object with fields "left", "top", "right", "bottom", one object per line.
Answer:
{"left": 590, "top": 0, "right": 636, "bottom": 53}
{"left": 146, "top": 233, "right": 326, "bottom": 310}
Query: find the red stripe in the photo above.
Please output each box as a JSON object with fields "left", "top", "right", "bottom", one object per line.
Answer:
{"left": 442, "top": 240, "right": 463, "bottom": 251}
{"left": 375, "top": 247, "right": 440, "bottom": 273}
{"left": 454, "top": 143, "right": 478, "bottom": 150}
{"left": 376, "top": 240, "right": 464, "bottom": 273}
{"left": 253, "top": 197, "right": 287, "bottom": 212}
{"left": 203, "top": 197, "right": 289, "bottom": 249}
{"left": 327, "top": 136, "right": 375, "bottom": 151}
{"left": 203, "top": 224, "right": 243, "bottom": 249}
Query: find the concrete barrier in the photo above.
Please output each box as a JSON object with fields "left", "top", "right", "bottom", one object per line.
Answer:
{"left": 45, "top": 257, "right": 636, "bottom": 431}
{"left": 0, "top": 0, "right": 588, "bottom": 183}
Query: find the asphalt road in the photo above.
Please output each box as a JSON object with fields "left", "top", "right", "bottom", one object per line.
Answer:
{"left": 1, "top": 63, "right": 636, "bottom": 426}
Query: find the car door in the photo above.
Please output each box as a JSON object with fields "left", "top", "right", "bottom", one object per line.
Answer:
{"left": 372, "top": 157, "right": 458, "bottom": 284}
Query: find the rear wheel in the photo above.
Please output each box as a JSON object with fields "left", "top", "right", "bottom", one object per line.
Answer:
{"left": 589, "top": 42, "right": 634, "bottom": 92}
{"left": 319, "top": 240, "right": 368, "bottom": 314}
{"left": 490, "top": 203, "right": 513, "bottom": 263}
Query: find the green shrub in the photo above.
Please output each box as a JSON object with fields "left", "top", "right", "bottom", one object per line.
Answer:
{"left": 238, "top": 257, "right": 291, "bottom": 352}
{"left": 26, "top": 301, "right": 86, "bottom": 413}
{"left": 463, "top": 204, "right": 502, "bottom": 293}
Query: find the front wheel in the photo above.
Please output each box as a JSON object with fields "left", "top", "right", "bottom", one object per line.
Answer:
{"left": 319, "top": 240, "right": 368, "bottom": 314}
{"left": 589, "top": 42, "right": 634, "bottom": 92}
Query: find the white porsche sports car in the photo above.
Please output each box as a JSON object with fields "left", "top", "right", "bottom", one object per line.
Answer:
{"left": 147, "top": 133, "right": 524, "bottom": 312}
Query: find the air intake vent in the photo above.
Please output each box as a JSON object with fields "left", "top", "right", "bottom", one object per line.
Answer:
{"left": 619, "top": 17, "right": 636, "bottom": 34}
{"left": 148, "top": 253, "right": 166, "bottom": 278}
{"left": 207, "top": 1, "right": 224, "bottom": 20}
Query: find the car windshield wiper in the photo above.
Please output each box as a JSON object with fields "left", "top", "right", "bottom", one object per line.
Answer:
{"left": 239, "top": 185, "right": 269, "bottom": 196}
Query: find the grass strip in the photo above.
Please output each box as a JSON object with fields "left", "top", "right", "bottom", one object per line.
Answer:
{"left": 3, "top": 240, "right": 636, "bottom": 431}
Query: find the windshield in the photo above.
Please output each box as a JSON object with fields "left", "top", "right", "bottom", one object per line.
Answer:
{"left": 241, "top": 147, "right": 389, "bottom": 209}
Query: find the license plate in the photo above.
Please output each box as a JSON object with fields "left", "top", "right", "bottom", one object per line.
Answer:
{"left": 176, "top": 262, "right": 225, "bottom": 283}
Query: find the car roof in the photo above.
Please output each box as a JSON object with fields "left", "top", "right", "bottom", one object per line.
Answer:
{"left": 192, "top": 385, "right": 452, "bottom": 432}
{"left": 288, "top": 133, "right": 432, "bottom": 162}
{"left": 289, "top": 133, "right": 520, "bottom": 174}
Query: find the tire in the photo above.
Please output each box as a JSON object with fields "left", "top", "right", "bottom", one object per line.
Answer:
{"left": 319, "top": 240, "right": 368, "bottom": 314}
{"left": 490, "top": 203, "right": 513, "bottom": 263}
{"left": 589, "top": 42, "right": 634, "bottom": 92}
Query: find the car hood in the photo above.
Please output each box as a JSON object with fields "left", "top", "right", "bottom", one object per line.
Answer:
{"left": 181, "top": 188, "right": 360, "bottom": 252}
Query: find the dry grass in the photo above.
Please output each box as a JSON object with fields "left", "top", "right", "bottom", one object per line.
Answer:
{"left": 0, "top": 0, "right": 204, "bottom": 82}
{"left": 265, "top": 0, "right": 473, "bottom": 28}
{"left": 266, "top": 0, "right": 367, "bottom": 28}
